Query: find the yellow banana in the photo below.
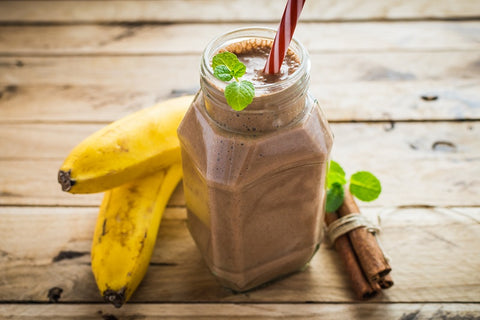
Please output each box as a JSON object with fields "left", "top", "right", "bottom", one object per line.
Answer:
{"left": 58, "top": 95, "right": 193, "bottom": 193}
{"left": 91, "top": 163, "right": 182, "bottom": 308}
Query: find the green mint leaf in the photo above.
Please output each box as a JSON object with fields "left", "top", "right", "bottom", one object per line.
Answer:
{"left": 212, "top": 52, "right": 239, "bottom": 70}
{"left": 326, "top": 182, "right": 344, "bottom": 213}
{"left": 349, "top": 171, "right": 382, "bottom": 202}
{"left": 327, "top": 160, "right": 346, "bottom": 188}
{"left": 212, "top": 52, "right": 254, "bottom": 110}
{"left": 214, "top": 65, "right": 233, "bottom": 81}
{"left": 231, "top": 63, "right": 246, "bottom": 79}
{"left": 224, "top": 81, "right": 255, "bottom": 111}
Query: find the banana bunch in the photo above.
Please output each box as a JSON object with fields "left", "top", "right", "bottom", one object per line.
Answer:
{"left": 58, "top": 95, "right": 193, "bottom": 308}
{"left": 58, "top": 95, "right": 192, "bottom": 194}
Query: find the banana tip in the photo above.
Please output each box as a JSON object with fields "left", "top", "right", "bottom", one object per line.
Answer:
{"left": 58, "top": 170, "right": 75, "bottom": 192}
{"left": 103, "top": 288, "right": 126, "bottom": 308}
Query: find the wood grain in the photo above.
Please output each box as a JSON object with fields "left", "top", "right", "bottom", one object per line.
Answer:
{"left": 0, "top": 158, "right": 185, "bottom": 207}
{"left": 2, "top": 81, "right": 479, "bottom": 123}
{"left": 1, "top": 303, "right": 480, "bottom": 319}
{"left": 0, "top": 122, "right": 478, "bottom": 207}
{"left": 1, "top": 0, "right": 479, "bottom": 317}
{"left": 1, "top": 207, "right": 479, "bottom": 303}
{"left": 1, "top": 22, "right": 479, "bottom": 55}
{"left": 1, "top": 51, "right": 479, "bottom": 122}
{"left": 1, "top": 0, "right": 479, "bottom": 23}
{"left": 2, "top": 52, "right": 479, "bottom": 88}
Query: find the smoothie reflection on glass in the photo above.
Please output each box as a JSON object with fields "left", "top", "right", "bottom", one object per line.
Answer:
{"left": 177, "top": 27, "right": 333, "bottom": 292}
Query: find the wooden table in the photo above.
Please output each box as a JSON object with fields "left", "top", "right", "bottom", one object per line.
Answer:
{"left": 1, "top": 1, "right": 479, "bottom": 319}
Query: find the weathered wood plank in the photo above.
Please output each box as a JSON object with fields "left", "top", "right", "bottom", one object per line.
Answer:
{"left": 2, "top": 52, "right": 479, "bottom": 88}
{"left": 0, "top": 122, "right": 478, "bottom": 207}
{"left": 1, "top": 122, "right": 478, "bottom": 161}
{"left": 1, "top": 22, "right": 479, "bottom": 55}
{"left": 0, "top": 158, "right": 184, "bottom": 207}
{"left": 1, "top": 207, "right": 479, "bottom": 303}
{"left": 1, "top": 51, "right": 479, "bottom": 122}
{"left": 0, "top": 0, "right": 479, "bottom": 23}
{"left": 0, "top": 207, "right": 184, "bottom": 265}
{"left": 1, "top": 303, "right": 480, "bottom": 320}
{"left": 1, "top": 82, "right": 479, "bottom": 123}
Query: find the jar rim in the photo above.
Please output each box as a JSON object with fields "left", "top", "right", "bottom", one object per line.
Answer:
{"left": 201, "top": 27, "right": 310, "bottom": 97}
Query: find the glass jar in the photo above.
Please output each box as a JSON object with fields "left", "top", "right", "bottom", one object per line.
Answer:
{"left": 177, "top": 27, "right": 333, "bottom": 291}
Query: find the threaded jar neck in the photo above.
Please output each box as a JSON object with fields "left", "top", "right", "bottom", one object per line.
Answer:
{"left": 200, "top": 27, "right": 311, "bottom": 134}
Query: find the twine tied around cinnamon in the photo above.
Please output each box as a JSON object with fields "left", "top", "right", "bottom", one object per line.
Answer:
{"left": 325, "top": 213, "right": 391, "bottom": 263}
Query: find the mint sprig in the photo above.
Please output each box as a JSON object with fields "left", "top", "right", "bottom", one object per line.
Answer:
{"left": 326, "top": 160, "right": 382, "bottom": 212}
{"left": 212, "top": 52, "right": 255, "bottom": 111}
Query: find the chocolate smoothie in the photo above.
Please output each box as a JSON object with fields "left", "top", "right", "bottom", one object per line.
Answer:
{"left": 178, "top": 28, "right": 333, "bottom": 291}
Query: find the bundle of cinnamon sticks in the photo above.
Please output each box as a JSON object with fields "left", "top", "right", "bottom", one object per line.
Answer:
{"left": 325, "top": 190, "right": 393, "bottom": 299}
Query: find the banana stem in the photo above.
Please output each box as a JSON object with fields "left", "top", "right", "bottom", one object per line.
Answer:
{"left": 58, "top": 170, "right": 75, "bottom": 191}
{"left": 103, "top": 288, "right": 126, "bottom": 308}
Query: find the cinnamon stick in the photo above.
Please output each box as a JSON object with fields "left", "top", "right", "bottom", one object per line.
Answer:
{"left": 378, "top": 274, "right": 394, "bottom": 289}
{"left": 337, "top": 190, "right": 391, "bottom": 282}
{"left": 325, "top": 212, "right": 380, "bottom": 299}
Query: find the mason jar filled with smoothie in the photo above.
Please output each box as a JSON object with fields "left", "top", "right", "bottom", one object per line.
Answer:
{"left": 177, "top": 27, "right": 333, "bottom": 291}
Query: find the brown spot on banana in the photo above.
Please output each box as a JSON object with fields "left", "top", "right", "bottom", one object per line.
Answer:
{"left": 137, "top": 237, "right": 146, "bottom": 254}
{"left": 128, "top": 185, "right": 138, "bottom": 194}
{"left": 58, "top": 169, "right": 75, "bottom": 192}
{"left": 102, "top": 219, "right": 107, "bottom": 236}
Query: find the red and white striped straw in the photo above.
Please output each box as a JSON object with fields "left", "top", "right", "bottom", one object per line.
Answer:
{"left": 264, "top": 0, "right": 306, "bottom": 74}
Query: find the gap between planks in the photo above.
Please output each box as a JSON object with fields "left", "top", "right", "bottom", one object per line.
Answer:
{"left": 2, "top": 49, "right": 479, "bottom": 57}
{"left": 0, "top": 303, "right": 479, "bottom": 319}
{"left": 2, "top": 17, "right": 480, "bottom": 26}
{"left": 0, "top": 119, "right": 478, "bottom": 126}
